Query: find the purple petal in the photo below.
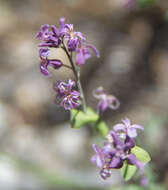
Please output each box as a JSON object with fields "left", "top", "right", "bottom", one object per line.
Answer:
{"left": 67, "top": 80, "right": 75, "bottom": 90}
{"left": 76, "top": 49, "right": 85, "bottom": 65}
{"left": 100, "top": 168, "right": 111, "bottom": 180}
{"left": 140, "top": 175, "right": 148, "bottom": 187}
{"left": 39, "top": 48, "right": 50, "bottom": 58}
{"left": 49, "top": 35, "right": 59, "bottom": 43}
{"left": 71, "top": 90, "right": 80, "bottom": 97}
{"left": 92, "top": 86, "right": 104, "bottom": 99}
{"left": 35, "top": 31, "right": 43, "bottom": 40}
{"left": 113, "top": 124, "right": 126, "bottom": 132}
{"left": 86, "top": 44, "right": 100, "bottom": 57}
{"left": 41, "top": 24, "right": 49, "bottom": 32}
{"left": 127, "top": 154, "right": 145, "bottom": 170}
{"left": 110, "top": 131, "right": 124, "bottom": 147}
{"left": 49, "top": 59, "right": 62, "bottom": 69}
{"left": 38, "top": 42, "right": 53, "bottom": 47}
{"left": 127, "top": 154, "right": 137, "bottom": 165}
{"left": 92, "top": 144, "right": 104, "bottom": 168}
{"left": 83, "top": 48, "right": 91, "bottom": 60}
{"left": 127, "top": 128, "right": 137, "bottom": 138}
{"left": 132, "top": 124, "right": 144, "bottom": 130}
{"left": 109, "top": 156, "right": 123, "bottom": 168}
{"left": 67, "top": 38, "right": 79, "bottom": 51}
{"left": 64, "top": 23, "right": 73, "bottom": 31}
{"left": 124, "top": 136, "right": 135, "bottom": 150}
{"left": 108, "top": 96, "right": 120, "bottom": 110}
{"left": 102, "top": 144, "right": 114, "bottom": 154}
{"left": 92, "top": 144, "right": 100, "bottom": 154}
{"left": 75, "top": 32, "right": 86, "bottom": 42}
{"left": 98, "top": 100, "right": 108, "bottom": 112}
{"left": 40, "top": 61, "right": 50, "bottom": 76}
{"left": 122, "top": 118, "right": 131, "bottom": 127}
{"left": 59, "top": 17, "right": 65, "bottom": 30}
{"left": 51, "top": 25, "right": 59, "bottom": 36}
{"left": 90, "top": 155, "right": 97, "bottom": 163}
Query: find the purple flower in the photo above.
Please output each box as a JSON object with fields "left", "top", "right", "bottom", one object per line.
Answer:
{"left": 113, "top": 118, "right": 144, "bottom": 138}
{"left": 51, "top": 17, "right": 66, "bottom": 38}
{"left": 75, "top": 43, "right": 99, "bottom": 65}
{"left": 91, "top": 129, "right": 147, "bottom": 181}
{"left": 35, "top": 18, "right": 66, "bottom": 48}
{"left": 93, "top": 87, "right": 120, "bottom": 112}
{"left": 35, "top": 24, "right": 53, "bottom": 41}
{"left": 39, "top": 48, "right": 62, "bottom": 76}
{"left": 53, "top": 80, "right": 81, "bottom": 110}
{"left": 63, "top": 24, "right": 85, "bottom": 51}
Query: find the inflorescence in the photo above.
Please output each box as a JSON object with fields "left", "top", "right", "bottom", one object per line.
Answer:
{"left": 35, "top": 17, "right": 150, "bottom": 187}
{"left": 91, "top": 118, "right": 147, "bottom": 185}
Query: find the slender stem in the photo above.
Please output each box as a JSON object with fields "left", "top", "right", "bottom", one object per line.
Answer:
{"left": 62, "top": 42, "right": 87, "bottom": 112}
{"left": 76, "top": 67, "right": 87, "bottom": 112}
{"left": 62, "top": 64, "right": 72, "bottom": 70}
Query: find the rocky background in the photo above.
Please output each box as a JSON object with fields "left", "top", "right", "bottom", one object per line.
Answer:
{"left": 0, "top": 0, "right": 168, "bottom": 189}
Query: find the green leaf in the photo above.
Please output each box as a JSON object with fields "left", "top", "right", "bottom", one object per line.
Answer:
{"left": 96, "top": 121, "right": 109, "bottom": 137}
{"left": 121, "top": 162, "right": 137, "bottom": 181}
{"left": 131, "top": 146, "right": 151, "bottom": 163}
{"left": 70, "top": 107, "right": 99, "bottom": 129}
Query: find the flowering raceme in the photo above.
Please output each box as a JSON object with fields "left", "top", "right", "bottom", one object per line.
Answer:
{"left": 35, "top": 18, "right": 150, "bottom": 186}
{"left": 35, "top": 18, "right": 99, "bottom": 109}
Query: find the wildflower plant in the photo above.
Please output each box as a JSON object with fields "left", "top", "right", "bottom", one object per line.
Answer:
{"left": 35, "top": 18, "right": 151, "bottom": 186}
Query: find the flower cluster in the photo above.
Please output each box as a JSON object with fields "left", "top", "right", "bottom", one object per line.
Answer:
{"left": 35, "top": 18, "right": 99, "bottom": 110}
{"left": 93, "top": 87, "right": 120, "bottom": 112}
{"left": 91, "top": 118, "right": 146, "bottom": 183}
{"left": 53, "top": 80, "right": 81, "bottom": 110}
{"left": 35, "top": 18, "right": 99, "bottom": 76}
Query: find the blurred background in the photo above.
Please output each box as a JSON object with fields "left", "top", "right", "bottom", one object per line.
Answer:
{"left": 0, "top": 0, "right": 168, "bottom": 189}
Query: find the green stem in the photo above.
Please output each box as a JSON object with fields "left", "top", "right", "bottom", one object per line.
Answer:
{"left": 123, "top": 162, "right": 129, "bottom": 179}
{"left": 62, "top": 64, "right": 72, "bottom": 70}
